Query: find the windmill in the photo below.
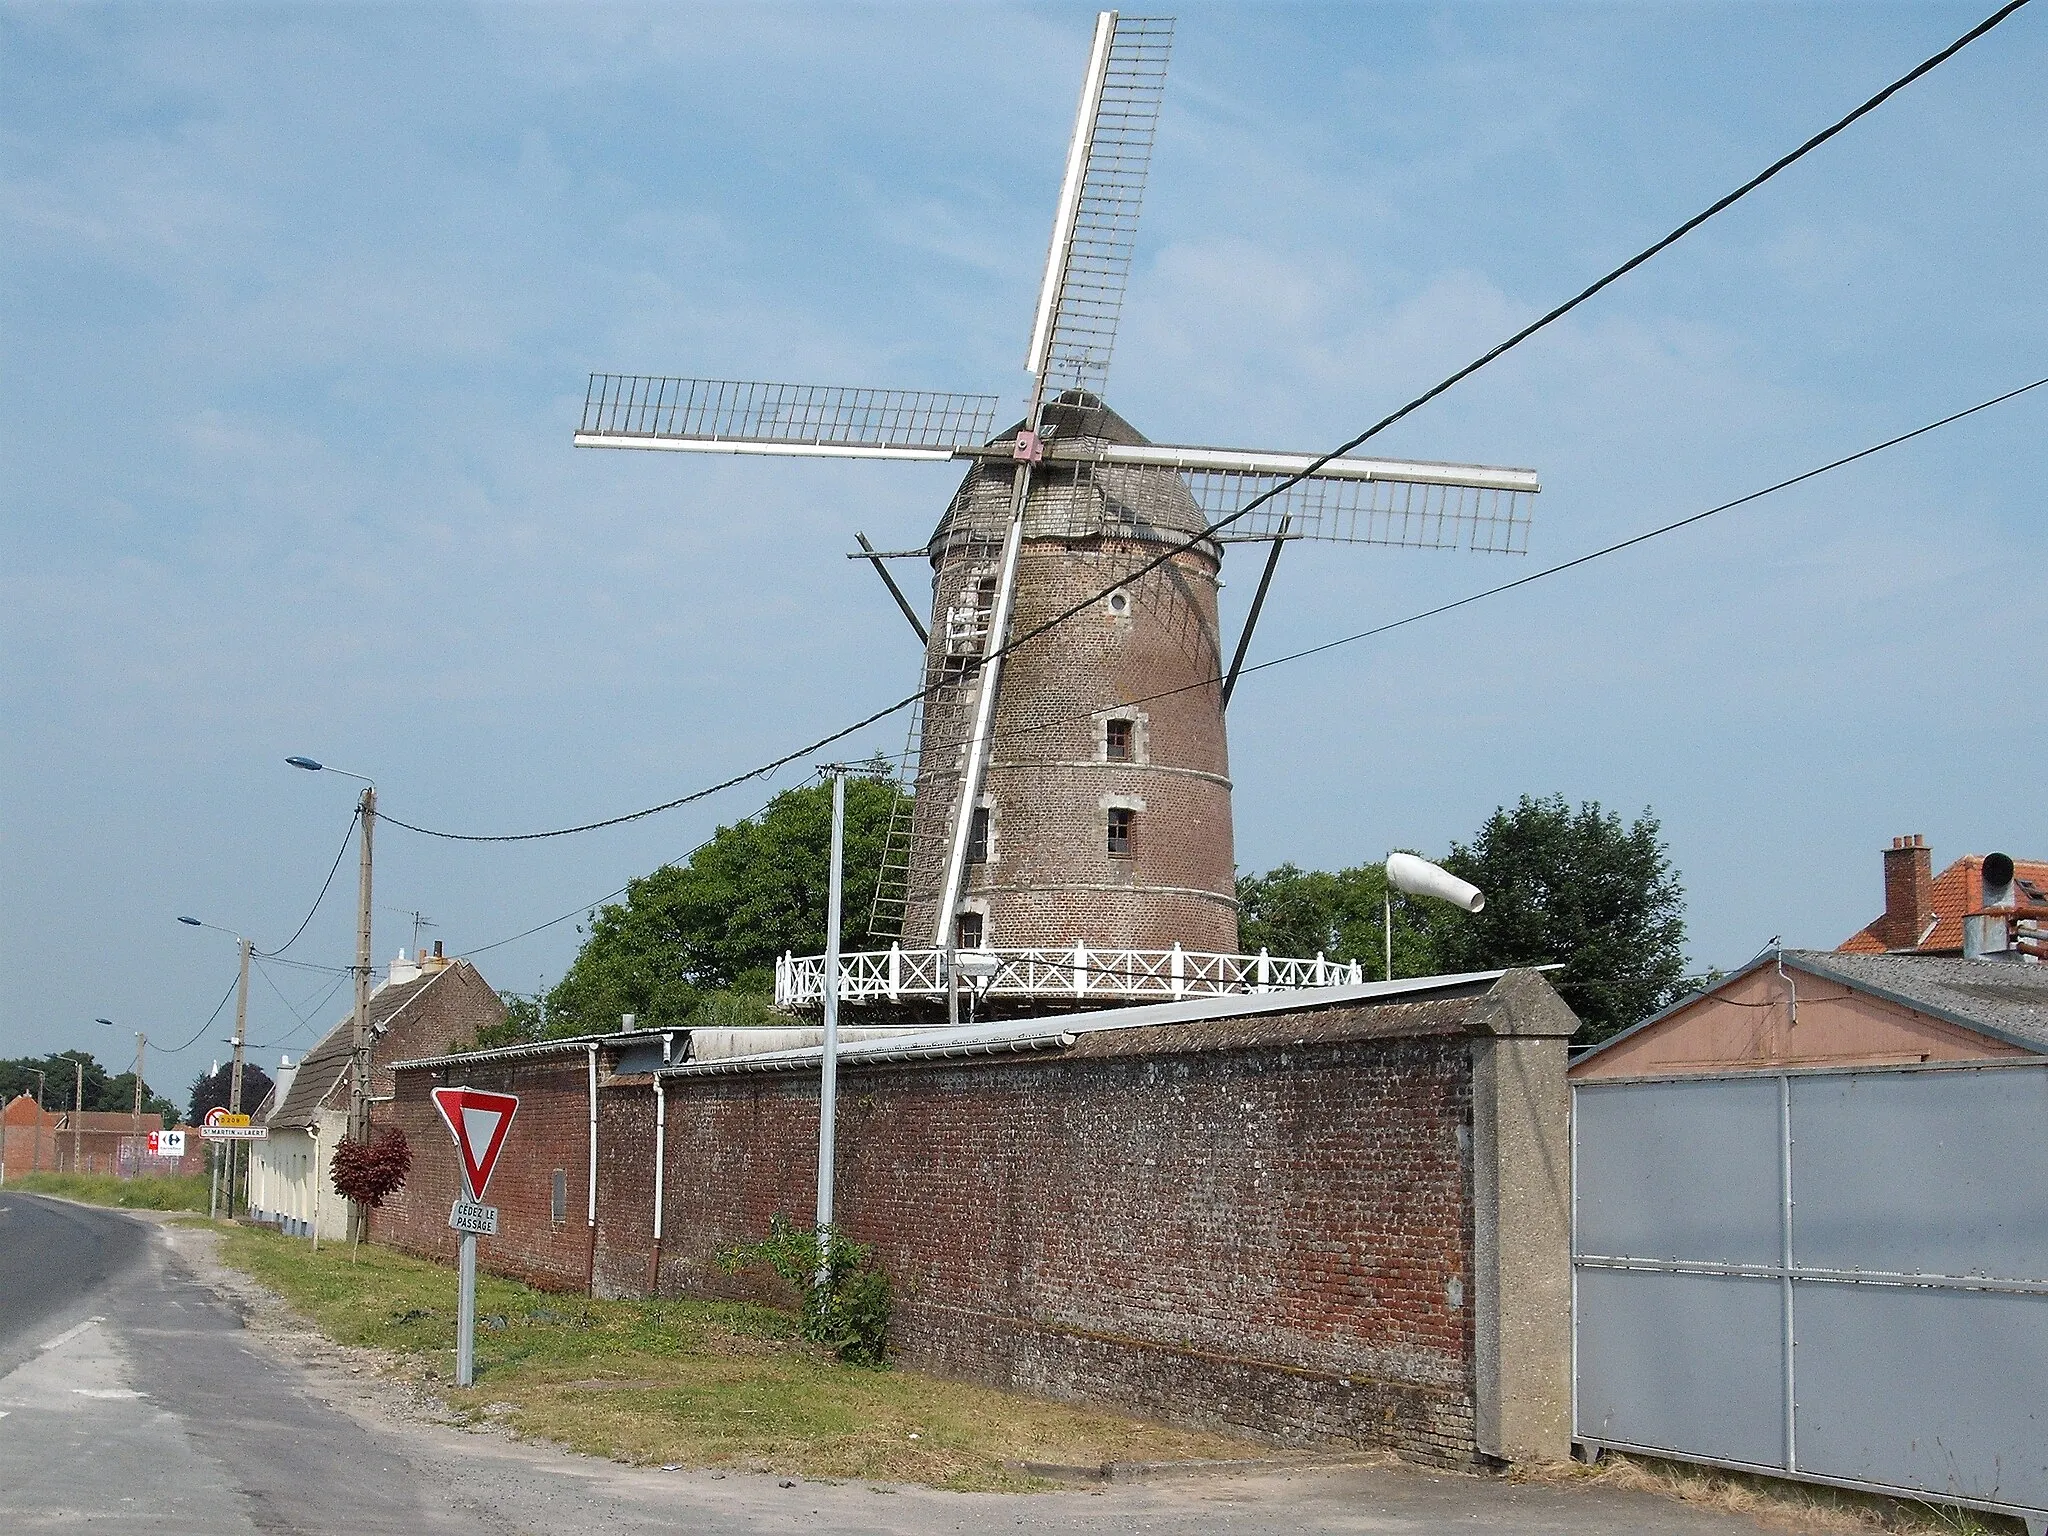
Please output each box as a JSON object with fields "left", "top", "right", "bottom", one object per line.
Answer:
{"left": 575, "top": 13, "right": 1538, "bottom": 1014}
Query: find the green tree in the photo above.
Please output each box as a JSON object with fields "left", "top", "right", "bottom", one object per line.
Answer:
{"left": 1431, "top": 795, "right": 1688, "bottom": 1045}
{"left": 2, "top": 1050, "right": 173, "bottom": 1123}
{"left": 1235, "top": 861, "right": 1442, "bottom": 980}
{"left": 539, "top": 774, "right": 899, "bottom": 1037}
{"left": 186, "top": 1061, "right": 276, "bottom": 1124}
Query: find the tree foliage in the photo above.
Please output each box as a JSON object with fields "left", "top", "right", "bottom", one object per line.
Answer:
{"left": 1236, "top": 860, "right": 1443, "bottom": 980}
{"left": 186, "top": 1061, "right": 276, "bottom": 1125}
{"left": 533, "top": 774, "right": 898, "bottom": 1039}
{"left": 1239, "top": 796, "right": 1692, "bottom": 1046}
{"left": 1431, "top": 795, "right": 1688, "bottom": 1044}
{"left": 1, "top": 1050, "right": 175, "bottom": 1125}
{"left": 329, "top": 1128, "right": 413, "bottom": 1208}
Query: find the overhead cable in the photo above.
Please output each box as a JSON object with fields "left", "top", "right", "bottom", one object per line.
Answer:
{"left": 375, "top": 0, "right": 2031, "bottom": 845}
{"left": 934, "top": 374, "right": 2048, "bottom": 748}
{"left": 157, "top": 970, "right": 245, "bottom": 1056}
{"left": 260, "top": 808, "right": 358, "bottom": 957}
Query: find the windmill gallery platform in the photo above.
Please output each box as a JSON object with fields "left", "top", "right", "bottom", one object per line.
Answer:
{"left": 376, "top": 968, "right": 1579, "bottom": 1469}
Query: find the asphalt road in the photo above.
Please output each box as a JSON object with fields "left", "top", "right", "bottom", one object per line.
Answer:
{"left": 0, "top": 1194, "right": 1772, "bottom": 1535}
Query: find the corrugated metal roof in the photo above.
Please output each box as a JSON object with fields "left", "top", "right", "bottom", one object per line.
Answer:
{"left": 659, "top": 969, "right": 1515, "bottom": 1078}
{"left": 391, "top": 1030, "right": 675, "bottom": 1073}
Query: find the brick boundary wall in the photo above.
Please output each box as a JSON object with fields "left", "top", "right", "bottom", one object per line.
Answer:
{"left": 378, "top": 1052, "right": 598, "bottom": 1294}
{"left": 378, "top": 973, "right": 1574, "bottom": 1466}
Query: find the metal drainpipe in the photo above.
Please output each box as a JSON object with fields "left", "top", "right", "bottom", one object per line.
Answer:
{"left": 584, "top": 1043, "right": 599, "bottom": 1296}
{"left": 648, "top": 1074, "right": 667, "bottom": 1298}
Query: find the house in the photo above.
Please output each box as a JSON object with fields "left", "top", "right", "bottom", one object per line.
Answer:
{"left": 248, "top": 945, "right": 504, "bottom": 1239}
{"left": 1839, "top": 833, "right": 2048, "bottom": 958}
{"left": 2, "top": 1098, "right": 192, "bottom": 1178}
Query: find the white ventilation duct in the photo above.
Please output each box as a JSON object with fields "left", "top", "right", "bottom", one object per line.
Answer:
{"left": 1387, "top": 852, "right": 1485, "bottom": 913}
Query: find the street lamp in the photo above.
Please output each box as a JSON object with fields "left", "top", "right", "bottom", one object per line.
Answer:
{"left": 289, "top": 754, "right": 377, "bottom": 1244}
{"left": 95, "top": 1017, "right": 150, "bottom": 1169}
{"left": 179, "top": 915, "right": 255, "bottom": 1217}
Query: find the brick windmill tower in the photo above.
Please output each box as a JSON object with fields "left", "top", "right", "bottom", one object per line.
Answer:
{"left": 575, "top": 13, "right": 1539, "bottom": 1013}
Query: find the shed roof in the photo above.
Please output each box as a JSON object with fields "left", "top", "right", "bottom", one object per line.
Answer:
{"left": 661, "top": 968, "right": 1561, "bottom": 1077}
{"left": 1574, "top": 949, "right": 2048, "bottom": 1070}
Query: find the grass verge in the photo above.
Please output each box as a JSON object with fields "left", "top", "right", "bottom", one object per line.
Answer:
{"left": 1524, "top": 1451, "right": 2027, "bottom": 1535}
{"left": 212, "top": 1224, "right": 1260, "bottom": 1490}
{"left": 8, "top": 1171, "right": 209, "bottom": 1211}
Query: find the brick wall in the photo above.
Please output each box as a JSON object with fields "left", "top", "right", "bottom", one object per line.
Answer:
{"left": 376, "top": 977, "right": 1577, "bottom": 1466}
{"left": 377, "top": 1052, "right": 598, "bottom": 1293}
{"left": 631, "top": 1020, "right": 1477, "bottom": 1462}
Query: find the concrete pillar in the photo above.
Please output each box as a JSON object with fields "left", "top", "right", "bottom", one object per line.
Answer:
{"left": 1467, "top": 969, "right": 1576, "bottom": 1465}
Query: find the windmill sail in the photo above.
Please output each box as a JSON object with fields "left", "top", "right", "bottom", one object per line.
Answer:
{"left": 1024, "top": 14, "right": 1174, "bottom": 400}
{"left": 575, "top": 375, "right": 1000, "bottom": 460}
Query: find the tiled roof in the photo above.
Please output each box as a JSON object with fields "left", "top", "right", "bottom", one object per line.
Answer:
{"left": 1840, "top": 854, "right": 2048, "bottom": 954}
{"left": 266, "top": 970, "right": 445, "bottom": 1129}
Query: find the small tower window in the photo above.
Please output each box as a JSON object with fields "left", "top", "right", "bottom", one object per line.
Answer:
{"left": 966, "top": 806, "right": 990, "bottom": 865}
{"left": 955, "top": 911, "right": 985, "bottom": 949}
{"left": 1105, "top": 718, "right": 1134, "bottom": 762}
{"left": 1106, "top": 807, "right": 1133, "bottom": 858}
{"left": 1106, "top": 589, "right": 1131, "bottom": 616}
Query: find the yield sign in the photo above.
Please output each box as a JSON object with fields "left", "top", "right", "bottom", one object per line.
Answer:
{"left": 430, "top": 1086, "right": 519, "bottom": 1200}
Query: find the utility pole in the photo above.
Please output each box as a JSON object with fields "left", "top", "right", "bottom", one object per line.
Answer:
{"left": 131, "top": 1031, "right": 146, "bottom": 1175}
{"left": 228, "top": 935, "right": 251, "bottom": 1215}
{"left": 72, "top": 1057, "right": 83, "bottom": 1174}
{"left": 815, "top": 766, "right": 846, "bottom": 1259}
{"left": 348, "top": 783, "right": 376, "bottom": 1245}
{"left": 29, "top": 1069, "right": 45, "bottom": 1173}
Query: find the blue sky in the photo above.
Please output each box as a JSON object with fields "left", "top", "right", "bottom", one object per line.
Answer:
{"left": 3, "top": 1, "right": 2043, "bottom": 1091}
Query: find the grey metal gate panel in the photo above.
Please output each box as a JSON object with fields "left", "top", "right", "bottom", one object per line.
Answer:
{"left": 1794, "top": 1282, "right": 2048, "bottom": 1507}
{"left": 1573, "top": 1061, "right": 2048, "bottom": 1530}
{"left": 1574, "top": 1076, "right": 1781, "bottom": 1265}
{"left": 1790, "top": 1068, "right": 2048, "bottom": 1279}
{"left": 1574, "top": 1267, "right": 1784, "bottom": 1467}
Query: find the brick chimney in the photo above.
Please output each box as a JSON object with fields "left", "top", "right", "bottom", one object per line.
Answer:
{"left": 1876, "top": 834, "right": 1934, "bottom": 950}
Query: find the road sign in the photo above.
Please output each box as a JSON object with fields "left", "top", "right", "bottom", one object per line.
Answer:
{"left": 200, "top": 1125, "right": 268, "bottom": 1141}
{"left": 430, "top": 1086, "right": 519, "bottom": 1200}
{"left": 146, "top": 1130, "right": 186, "bottom": 1157}
{"left": 448, "top": 1199, "right": 499, "bottom": 1236}
{"left": 204, "top": 1108, "right": 253, "bottom": 1128}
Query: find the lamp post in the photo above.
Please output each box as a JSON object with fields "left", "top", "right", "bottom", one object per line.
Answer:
{"left": 288, "top": 756, "right": 376, "bottom": 1244}
{"left": 95, "top": 1019, "right": 148, "bottom": 1176}
{"left": 179, "top": 916, "right": 253, "bottom": 1214}
{"left": 26, "top": 1069, "right": 46, "bottom": 1173}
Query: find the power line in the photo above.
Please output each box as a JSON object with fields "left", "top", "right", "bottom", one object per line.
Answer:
{"left": 156, "top": 970, "right": 244, "bottom": 1056}
{"left": 432, "top": 373, "right": 2041, "bottom": 972}
{"left": 909, "top": 374, "right": 2048, "bottom": 761}
{"left": 260, "top": 807, "right": 358, "bottom": 957}
{"left": 452, "top": 778, "right": 804, "bottom": 958}
{"left": 376, "top": 0, "right": 2030, "bottom": 846}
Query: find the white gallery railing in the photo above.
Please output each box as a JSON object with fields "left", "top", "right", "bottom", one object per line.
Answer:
{"left": 775, "top": 944, "right": 1366, "bottom": 1009}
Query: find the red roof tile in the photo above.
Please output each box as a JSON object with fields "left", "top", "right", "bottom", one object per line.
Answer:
{"left": 1840, "top": 853, "right": 2048, "bottom": 954}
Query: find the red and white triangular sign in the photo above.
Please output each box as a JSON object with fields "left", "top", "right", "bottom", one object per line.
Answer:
{"left": 431, "top": 1086, "right": 519, "bottom": 1200}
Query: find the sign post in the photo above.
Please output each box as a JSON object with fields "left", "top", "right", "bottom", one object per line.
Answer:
{"left": 430, "top": 1086, "right": 518, "bottom": 1389}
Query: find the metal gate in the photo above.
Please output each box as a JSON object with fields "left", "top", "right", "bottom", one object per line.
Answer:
{"left": 1573, "top": 1061, "right": 2048, "bottom": 1532}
